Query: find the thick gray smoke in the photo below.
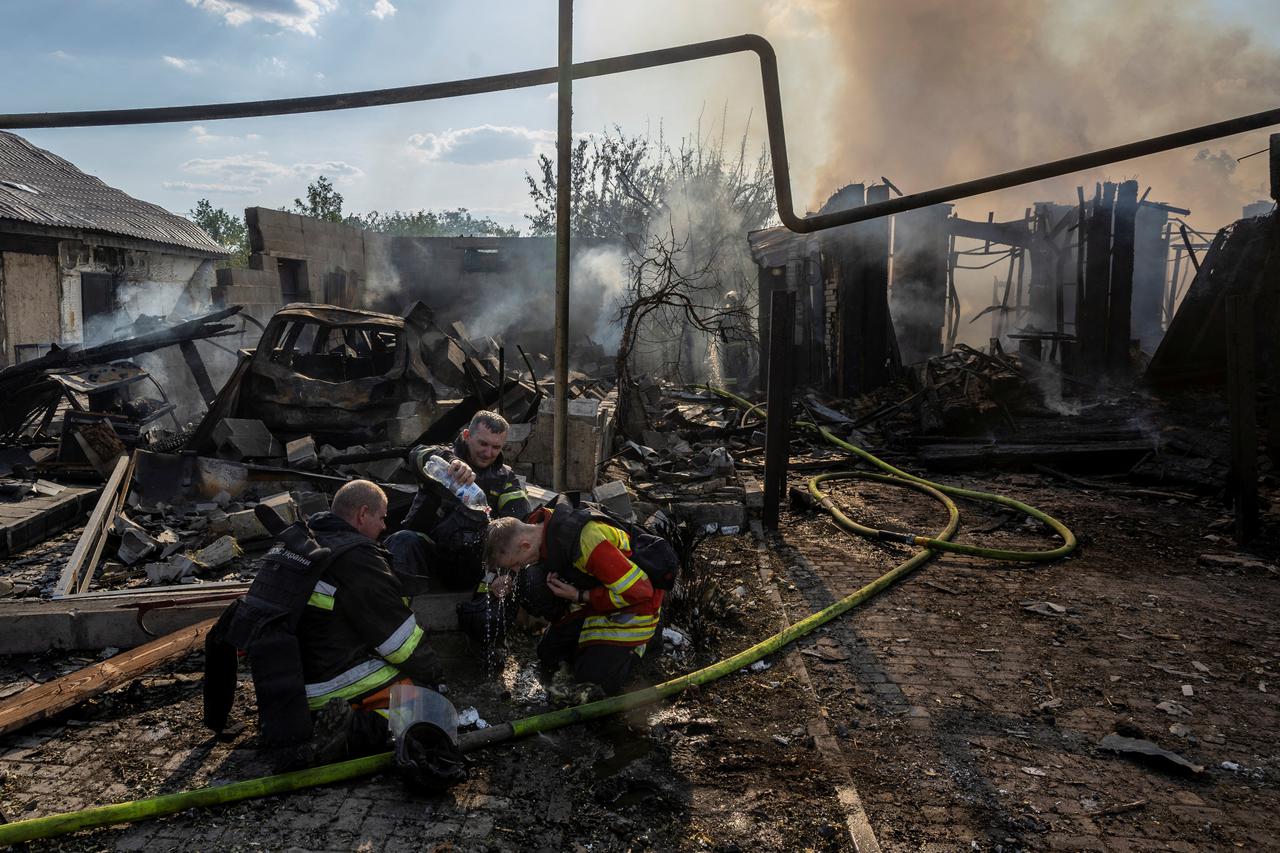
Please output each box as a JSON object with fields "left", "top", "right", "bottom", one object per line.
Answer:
{"left": 802, "top": 0, "right": 1280, "bottom": 345}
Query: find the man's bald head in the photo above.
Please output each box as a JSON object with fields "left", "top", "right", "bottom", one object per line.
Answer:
{"left": 332, "top": 479, "right": 388, "bottom": 540}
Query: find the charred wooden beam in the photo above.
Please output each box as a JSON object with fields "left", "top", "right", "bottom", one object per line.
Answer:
{"left": 763, "top": 289, "right": 796, "bottom": 529}
{"left": 0, "top": 306, "right": 242, "bottom": 393}
{"left": 180, "top": 340, "right": 218, "bottom": 407}
{"left": 1107, "top": 180, "right": 1139, "bottom": 372}
{"left": 1080, "top": 182, "right": 1115, "bottom": 375}
{"left": 0, "top": 619, "right": 215, "bottom": 739}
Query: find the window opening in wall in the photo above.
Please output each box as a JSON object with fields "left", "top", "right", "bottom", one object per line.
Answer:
{"left": 278, "top": 258, "right": 305, "bottom": 302}
{"left": 80, "top": 271, "right": 119, "bottom": 343}
{"left": 462, "top": 247, "right": 507, "bottom": 273}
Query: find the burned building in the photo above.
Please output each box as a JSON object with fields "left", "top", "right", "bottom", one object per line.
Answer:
{"left": 215, "top": 207, "right": 619, "bottom": 358}
{"left": 0, "top": 132, "right": 228, "bottom": 366}
{"left": 750, "top": 181, "right": 1189, "bottom": 395}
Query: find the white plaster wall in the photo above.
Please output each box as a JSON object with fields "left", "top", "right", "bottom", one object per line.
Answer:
{"left": 56, "top": 242, "right": 217, "bottom": 344}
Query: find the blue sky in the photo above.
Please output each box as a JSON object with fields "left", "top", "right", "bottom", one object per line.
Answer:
{"left": 3, "top": 1, "right": 1279, "bottom": 234}
{"left": 1, "top": 0, "right": 816, "bottom": 231}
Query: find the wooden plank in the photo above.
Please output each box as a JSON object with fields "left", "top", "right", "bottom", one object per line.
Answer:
{"left": 0, "top": 618, "right": 215, "bottom": 739}
{"left": 0, "top": 486, "right": 99, "bottom": 556}
{"left": 0, "top": 590, "right": 470, "bottom": 653}
{"left": 77, "top": 451, "right": 136, "bottom": 594}
{"left": 917, "top": 439, "right": 1152, "bottom": 471}
{"left": 54, "top": 454, "right": 130, "bottom": 597}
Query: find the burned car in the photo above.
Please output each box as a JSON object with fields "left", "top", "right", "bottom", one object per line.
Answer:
{"left": 191, "top": 302, "right": 526, "bottom": 452}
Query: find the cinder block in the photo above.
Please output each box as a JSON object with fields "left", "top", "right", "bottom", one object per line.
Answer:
{"left": 212, "top": 418, "right": 282, "bottom": 461}
{"left": 593, "top": 479, "right": 633, "bottom": 520}
{"left": 742, "top": 476, "right": 764, "bottom": 510}
{"left": 671, "top": 501, "right": 745, "bottom": 533}
{"left": 286, "top": 436, "right": 318, "bottom": 470}
{"left": 291, "top": 490, "right": 329, "bottom": 519}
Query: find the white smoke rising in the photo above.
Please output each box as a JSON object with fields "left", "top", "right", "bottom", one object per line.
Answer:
{"left": 574, "top": 245, "right": 629, "bottom": 351}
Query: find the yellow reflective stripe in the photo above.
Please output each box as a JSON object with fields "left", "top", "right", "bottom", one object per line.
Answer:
{"left": 307, "top": 592, "right": 334, "bottom": 611}
{"left": 580, "top": 613, "right": 659, "bottom": 643}
{"left": 384, "top": 625, "right": 425, "bottom": 665}
{"left": 584, "top": 613, "right": 660, "bottom": 629}
{"left": 612, "top": 564, "right": 645, "bottom": 595}
{"left": 574, "top": 521, "right": 630, "bottom": 572}
{"left": 579, "top": 626, "right": 656, "bottom": 643}
{"left": 496, "top": 489, "right": 527, "bottom": 510}
{"left": 305, "top": 661, "right": 400, "bottom": 710}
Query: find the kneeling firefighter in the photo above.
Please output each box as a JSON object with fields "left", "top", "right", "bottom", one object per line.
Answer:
{"left": 204, "top": 480, "right": 458, "bottom": 778}
{"left": 484, "top": 493, "right": 678, "bottom": 698}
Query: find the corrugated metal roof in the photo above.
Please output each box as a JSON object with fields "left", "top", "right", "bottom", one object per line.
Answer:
{"left": 0, "top": 131, "right": 227, "bottom": 257}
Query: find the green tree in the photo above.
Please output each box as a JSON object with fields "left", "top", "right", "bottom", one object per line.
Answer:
{"left": 187, "top": 199, "right": 248, "bottom": 268}
{"left": 347, "top": 207, "right": 519, "bottom": 237}
{"left": 291, "top": 175, "right": 345, "bottom": 222}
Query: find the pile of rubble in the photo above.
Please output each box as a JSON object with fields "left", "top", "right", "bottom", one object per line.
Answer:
{"left": 592, "top": 383, "right": 763, "bottom": 535}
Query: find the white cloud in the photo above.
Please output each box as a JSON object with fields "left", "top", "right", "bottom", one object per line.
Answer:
{"left": 163, "top": 55, "right": 199, "bottom": 73}
{"left": 163, "top": 180, "right": 259, "bottom": 195}
{"left": 179, "top": 153, "right": 364, "bottom": 187}
{"left": 407, "top": 125, "right": 556, "bottom": 165}
{"left": 185, "top": 0, "right": 337, "bottom": 36}
{"left": 370, "top": 0, "right": 396, "bottom": 19}
{"left": 294, "top": 160, "right": 365, "bottom": 180}
{"left": 181, "top": 154, "right": 296, "bottom": 185}
{"left": 188, "top": 125, "right": 262, "bottom": 145}
{"left": 49, "top": 50, "right": 74, "bottom": 61}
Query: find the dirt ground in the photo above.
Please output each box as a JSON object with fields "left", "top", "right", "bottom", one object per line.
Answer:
{"left": 0, "top": 468, "right": 1276, "bottom": 852}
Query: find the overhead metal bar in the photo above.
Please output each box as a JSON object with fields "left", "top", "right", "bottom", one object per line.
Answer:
{"left": 5, "top": 33, "right": 1279, "bottom": 235}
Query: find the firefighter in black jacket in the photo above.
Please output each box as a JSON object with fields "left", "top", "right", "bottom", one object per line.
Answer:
{"left": 299, "top": 480, "right": 443, "bottom": 755}
{"left": 386, "top": 410, "right": 531, "bottom": 591}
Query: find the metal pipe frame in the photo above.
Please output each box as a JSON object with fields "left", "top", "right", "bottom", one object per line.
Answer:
{"left": 552, "top": 0, "right": 573, "bottom": 491}
{"left": 6, "top": 34, "right": 1280, "bottom": 234}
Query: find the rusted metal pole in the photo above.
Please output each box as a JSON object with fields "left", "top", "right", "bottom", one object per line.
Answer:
{"left": 762, "top": 289, "right": 796, "bottom": 529}
{"left": 552, "top": 0, "right": 572, "bottom": 492}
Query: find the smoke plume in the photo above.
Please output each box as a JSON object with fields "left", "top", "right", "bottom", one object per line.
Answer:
{"left": 795, "top": 0, "right": 1280, "bottom": 345}
{"left": 807, "top": 0, "right": 1280, "bottom": 228}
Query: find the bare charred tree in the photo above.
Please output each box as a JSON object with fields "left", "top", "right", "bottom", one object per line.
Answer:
{"left": 613, "top": 228, "right": 756, "bottom": 438}
{"left": 526, "top": 117, "right": 774, "bottom": 396}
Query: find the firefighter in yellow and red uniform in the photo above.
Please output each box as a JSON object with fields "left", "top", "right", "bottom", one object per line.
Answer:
{"left": 484, "top": 494, "right": 665, "bottom": 696}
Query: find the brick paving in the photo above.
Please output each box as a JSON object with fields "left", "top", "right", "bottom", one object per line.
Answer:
{"left": 768, "top": 470, "right": 1279, "bottom": 851}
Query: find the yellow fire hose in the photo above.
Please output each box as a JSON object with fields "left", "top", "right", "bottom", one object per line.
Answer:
{"left": 0, "top": 389, "right": 1076, "bottom": 847}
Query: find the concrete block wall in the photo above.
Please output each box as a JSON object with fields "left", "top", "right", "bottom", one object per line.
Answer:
{"left": 246, "top": 208, "right": 366, "bottom": 308}
{"left": 504, "top": 395, "right": 616, "bottom": 492}
{"left": 213, "top": 266, "right": 282, "bottom": 331}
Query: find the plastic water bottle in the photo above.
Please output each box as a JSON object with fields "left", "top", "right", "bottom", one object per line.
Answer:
{"left": 423, "top": 455, "right": 491, "bottom": 515}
